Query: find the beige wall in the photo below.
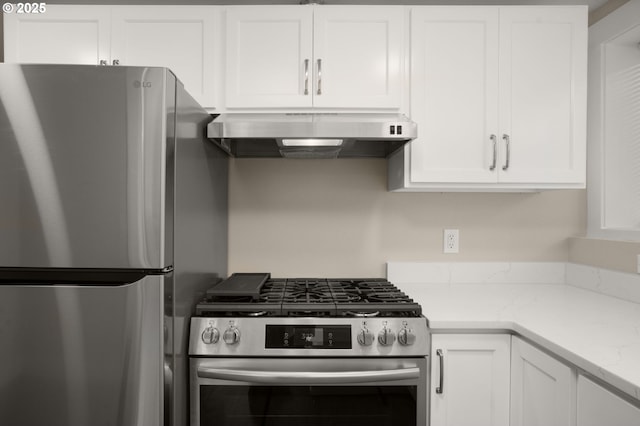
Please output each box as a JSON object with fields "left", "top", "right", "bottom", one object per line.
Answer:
{"left": 229, "top": 158, "right": 586, "bottom": 278}
{"left": 570, "top": 237, "right": 640, "bottom": 274}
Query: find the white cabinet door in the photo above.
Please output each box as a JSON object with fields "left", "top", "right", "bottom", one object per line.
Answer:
{"left": 312, "top": 6, "right": 403, "bottom": 109}
{"left": 577, "top": 375, "right": 640, "bottom": 426}
{"left": 4, "top": 5, "right": 219, "bottom": 108}
{"left": 510, "top": 337, "right": 576, "bottom": 426}
{"left": 225, "top": 6, "right": 313, "bottom": 108}
{"left": 409, "top": 7, "right": 499, "bottom": 184}
{"left": 498, "top": 7, "right": 587, "bottom": 185}
{"left": 110, "top": 6, "right": 219, "bottom": 108}
{"left": 430, "top": 334, "right": 510, "bottom": 426}
{"left": 224, "top": 5, "right": 403, "bottom": 110}
{"left": 390, "top": 5, "right": 587, "bottom": 191}
{"left": 3, "top": 5, "right": 111, "bottom": 65}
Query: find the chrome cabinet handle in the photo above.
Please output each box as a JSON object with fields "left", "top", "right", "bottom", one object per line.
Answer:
{"left": 436, "top": 349, "right": 444, "bottom": 394}
{"left": 502, "top": 134, "right": 511, "bottom": 171}
{"left": 316, "top": 58, "right": 322, "bottom": 95}
{"left": 304, "top": 59, "right": 309, "bottom": 95}
{"left": 99, "top": 60, "right": 108, "bottom": 66}
{"left": 198, "top": 366, "right": 420, "bottom": 384}
{"left": 489, "top": 134, "right": 497, "bottom": 171}
{"left": 112, "top": 59, "right": 120, "bottom": 65}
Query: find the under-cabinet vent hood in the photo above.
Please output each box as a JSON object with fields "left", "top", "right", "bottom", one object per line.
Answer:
{"left": 207, "top": 113, "right": 417, "bottom": 159}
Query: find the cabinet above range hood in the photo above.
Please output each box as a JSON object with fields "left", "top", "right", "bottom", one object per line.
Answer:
{"left": 207, "top": 113, "right": 417, "bottom": 159}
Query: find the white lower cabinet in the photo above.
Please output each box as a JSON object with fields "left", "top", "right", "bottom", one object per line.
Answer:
{"left": 510, "top": 337, "right": 577, "bottom": 426}
{"left": 430, "top": 334, "right": 510, "bottom": 426}
{"left": 429, "top": 334, "right": 640, "bottom": 426}
{"left": 577, "top": 375, "right": 640, "bottom": 426}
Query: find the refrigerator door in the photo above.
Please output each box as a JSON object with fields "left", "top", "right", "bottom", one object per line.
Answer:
{"left": 0, "top": 64, "right": 174, "bottom": 270}
{"left": 0, "top": 275, "right": 164, "bottom": 426}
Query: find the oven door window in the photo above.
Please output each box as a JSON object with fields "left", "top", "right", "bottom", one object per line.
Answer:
{"left": 200, "top": 385, "right": 416, "bottom": 426}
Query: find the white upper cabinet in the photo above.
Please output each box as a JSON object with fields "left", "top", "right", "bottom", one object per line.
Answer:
{"left": 4, "top": 5, "right": 111, "bottom": 65}
{"left": 498, "top": 7, "right": 587, "bottom": 186}
{"left": 224, "top": 5, "right": 404, "bottom": 110}
{"left": 389, "top": 6, "right": 587, "bottom": 191}
{"left": 3, "top": 5, "right": 219, "bottom": 108}
{"left": 311, "top": 7, "right": 403, "bottom": 109}
{"left": 225, "top": 6, "right": 312, "bottom": 109}
{"left": 110, "top": 7, "right": 219, "bottom": 108}
{"left": 406, "top": 7, "right": 500, "bottom": 185}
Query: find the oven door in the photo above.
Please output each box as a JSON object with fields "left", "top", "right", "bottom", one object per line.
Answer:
{"left": 190, "top": 357, "right": 427, "bottom": 426}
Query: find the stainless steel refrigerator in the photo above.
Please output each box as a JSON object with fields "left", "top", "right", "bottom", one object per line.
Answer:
{"left": 0, "top": 64, "right": 228, "bottom": 426}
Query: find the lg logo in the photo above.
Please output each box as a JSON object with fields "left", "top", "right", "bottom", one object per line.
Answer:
{"left": 133, "top": 80, "right": 152, "bottom": 88}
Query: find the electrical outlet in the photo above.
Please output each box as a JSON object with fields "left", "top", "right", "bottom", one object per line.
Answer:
{"left": 443, "top": 229, "right": 459, "bottom": 254}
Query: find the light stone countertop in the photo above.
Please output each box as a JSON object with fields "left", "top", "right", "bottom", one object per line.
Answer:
{"left": 387, "top": 262, "right": 640, "bottom": 403}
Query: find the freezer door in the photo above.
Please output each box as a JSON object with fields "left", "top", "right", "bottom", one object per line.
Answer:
{"left": 0, "top": 64, "right": 174, "bottom": 269}
{"left": 0, "top": 275, "right": 164, "bottom": 426}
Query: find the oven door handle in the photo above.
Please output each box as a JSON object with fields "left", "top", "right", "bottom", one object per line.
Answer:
{"left": 197, "top": 366, "right": 421, "bottom": 384}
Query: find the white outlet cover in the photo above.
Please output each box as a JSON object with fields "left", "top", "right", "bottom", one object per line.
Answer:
{"left": 443, "top": 229, "right": 459, "bottom": 254}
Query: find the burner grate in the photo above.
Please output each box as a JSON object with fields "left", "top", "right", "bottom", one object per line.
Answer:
{"left": 196, "top": 276, "right": 422, "bottom": 317}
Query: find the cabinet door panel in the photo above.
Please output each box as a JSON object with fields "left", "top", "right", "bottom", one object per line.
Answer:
{"left": 225, "top": 7, "right": 313, "bottom": 108}
{"left": 498, "top": 7, "right": 587, "bottom": 184}
{"left": 409, "top": 7, "right": 499, "bottom": 183}
{"left": 312, "top": 6, "right": 402, "bottom": 108}
{"left": 110, "top": 6, "right": 219, "bottom": 108}
{"left": 4, "top": 5, "right": 110, "bottom": 65}
{"left": 431, "top": 334, "right": 510, "bottom": 426}
{"left": 390, "top": 5, "right": 587, "bottom": 191}
{"left": 510, "top": 337, "right": 576, "bottom": 426}
{"left": 577, "top": 376, "right": 640, "bottom": 426}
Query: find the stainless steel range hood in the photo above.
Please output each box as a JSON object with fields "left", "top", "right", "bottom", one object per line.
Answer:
{"left": 207, "top": 113, "right": 417, "bottom": 158}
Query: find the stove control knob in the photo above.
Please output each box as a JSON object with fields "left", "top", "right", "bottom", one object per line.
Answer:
{"left": 377, "top": 327, "right": 396, "bottom": 346}
{"left": 357, "top": 328, "right": 374, "bottom": 346}
{"left": 223, "top": 327, "right": 241, "bottom": 345}
{"left": 398, "top": 328, "right": 416, "bottom": 346}
{"left": 201, "top": 327, "right": 219, "bottom": 344}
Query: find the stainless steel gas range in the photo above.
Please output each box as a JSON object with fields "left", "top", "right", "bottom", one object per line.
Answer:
{"left": 188, "top": 273, "right": 430, "bottom": 426}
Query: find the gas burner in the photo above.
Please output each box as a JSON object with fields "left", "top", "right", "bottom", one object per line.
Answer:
{"left": 344, "top": 311, "right": 380, "bottom": 318}
{"left": 240, "top": 311, "right": 268, "bottom": 317}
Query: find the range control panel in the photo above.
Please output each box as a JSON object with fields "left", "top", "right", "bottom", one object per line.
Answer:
{"left": 189, "top": 317, "right": 429, "bottom": 357}
{"left": 265, "top": 325, "right": 352, "bottom": 349}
